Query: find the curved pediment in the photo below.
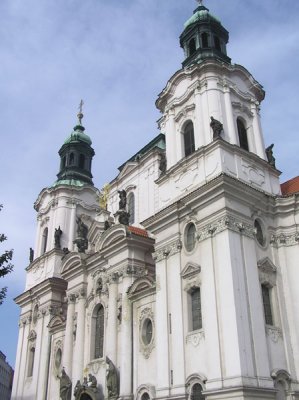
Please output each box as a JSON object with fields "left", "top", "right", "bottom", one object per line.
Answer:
{"left": 61, "top": 252, "right": 85, "bottom": 275}
{"left": 127, "top": 276, "right": 156, "bottom": 299}
{"left": 95, "top": 224, "right": 127, "bottom": 252}
{"left": 48, "top": 315, "right": 65, "bottom": 332}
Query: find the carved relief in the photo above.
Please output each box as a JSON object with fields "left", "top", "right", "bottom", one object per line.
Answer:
{"left": 186, "top": 330, "right": 205, "bottom": 347}
{"left": 153, "top": 239, "right": 182, "bottom": 262}
{"left": 266, "top": 326, "right": 283, "bottom": 343}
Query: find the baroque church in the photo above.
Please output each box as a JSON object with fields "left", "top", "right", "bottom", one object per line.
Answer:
{"left": 12, "top": 3, "right": 299, "bottom": 400}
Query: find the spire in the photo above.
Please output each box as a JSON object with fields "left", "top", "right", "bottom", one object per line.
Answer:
{"left": 54, "top": 102, "right": 95, "bottom": 187}
{"left": 180, "top": 2, "right": 231, "bottom": 67}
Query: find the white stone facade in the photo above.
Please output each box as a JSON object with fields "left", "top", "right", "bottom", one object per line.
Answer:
{"left": 12, "top": 6, "right": 299, "bottom": 400}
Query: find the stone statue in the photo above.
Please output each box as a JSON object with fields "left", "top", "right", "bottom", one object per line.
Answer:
{"left": 159, "top": 153, "right": 167, "bottom": 175}
{"left": 58, "top": 368, "right": 72, "bottom": 400}
{"left": 104, "top": 220, "right": 110, "bottom": 231}
{"left": 118, "top": 211, "right": 130, "bottom": 225}
{"left": 265, "top": 143, "right": 276, "bottom": 168}
{"left": 29, "top": 247, "right": 34, "bottom": 263}
{"left": 99, "top": 183, "right": 111, "bottom": 210}
{"left": 106, "top": 356, "right": 119, "bottom": 400}
{"left": 76, "top": 217, "right": 88, "bottom": 239}
{"left": 88, "top": 373, "right": 97, "bottom": 388}
{"left": 54, "top": 226, "right": 63, "bottom": 249}
{"left": 74, "top": 216, "right": 88, "bottom": 253}
{"left": 118, "top": 190, "right": 127, "bottom": 210}
{"left": 73, "top": 380, "right": 81, "bottom": 397}
{"left": 210, "top": 116, "right": 223, "bottom": 139}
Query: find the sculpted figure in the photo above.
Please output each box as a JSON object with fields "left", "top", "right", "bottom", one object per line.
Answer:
{"left": 54, "top": 226, "right": 63, "bottom": 249}
{"left": 210, "top": 116, "right": 223, "bottom": 139}
{"left": 118, "top": 190, "right": 127, "bottom": 210}
{"left": 159, "top": 153, "right": 167, "bottom": 175}
{"left": 29, "top": 247, "right": 34, "bottom": 263}
{"left": 74, "top": 216, "right": 88, "bottom": 253}
{"left": 58, "top": 368, "right": 72, "bottom": 400}
{"left": 106, "top": 356, "right": 119, "bottom": 400}
{"left": 89, "top": 373, "right": 97, "bottom": 388}
{"left": 265, "top": 143, "right": 276, "bottom": 168}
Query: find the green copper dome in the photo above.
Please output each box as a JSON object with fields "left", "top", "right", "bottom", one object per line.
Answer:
{"left": 180, "top": 4, "right": 230, "bottom": 68}
{"left": 64, "top": 124, "right": 92, "bottom": 146}
{"left": 184, "top": 8, "right": 220, "bottom": 29}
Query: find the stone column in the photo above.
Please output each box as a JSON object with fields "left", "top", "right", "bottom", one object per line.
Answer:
{"left": 72, "top": 289, "right": 86, "bottom": 383}
{"left": 11, "top": 319, "right": 26, "bottom": 399}
{"left": 251, "top": 100, "right": 266, "bottom": 160}
{"left": 155, "top": 254, "right": 170, "bottom": 398}
{"left": 119, "top": 275, "right": 133, "bottom": 400}
{"left": 223, "top": 86, "right": 237, "bottom": 144}
{"left": 63, "top": 294, "right": 76, "bottom": 377}
{"left": 69, "top": 201, "right": 77, "bottom": 251}
{"left": 194, "top": 86, "right": 205, "bottom": 149}
{"left": 165, "top": 108, "right": 177, "bottom": 169}
{"left": 106, "top": 279, "right": 118, "bottom": 363}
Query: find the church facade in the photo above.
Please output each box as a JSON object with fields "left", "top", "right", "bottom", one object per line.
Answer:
{"left": 12, "top": 4, "right": 299, "bottom": 400}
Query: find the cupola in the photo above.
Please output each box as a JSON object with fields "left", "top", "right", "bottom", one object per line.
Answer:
{"left": 55, "top": 103, "right": 95, "bottom": 186}
{"left": 180, "top": 1, "right": 231, "bottom": 68}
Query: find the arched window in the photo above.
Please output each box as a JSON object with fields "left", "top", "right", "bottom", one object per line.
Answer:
{"left": 27, "top": 347, "right": 35, "bottom": 377}
{"left": 237, "top": 118, "right": 249, "bottom": 151}
{"left": 128, "top": 193, "right": 135, "bottom": 225}
{"left": 201, "top": 33, "right": 209, "bottom": 48}
{"left": 141, "top": 393, "right": 150, "bottom": 400}
{"left": 191, "top": 288, "right": 202, "bottom": 331}
{"left": 189, "top": 38, "right": 196, "bottom": 56}
{"left": 191, "top": 383, "right": 204, "bottom": 400}
{"left": 79, "top": 154, "right": 85, "bottom": 169}
{"left": 41, "top": 227, "right": 48, "bottom": 255}
{"left": 69, "top": 152, "right": 75, "bottom": 165}
{"left": 214, "top": 36, "right": 221, "bottom": 51}
{"left": 261, "top": 284, "right": 273, "bottom": 325}
{"left": 183, "top": 121, "right": 195, "bottom": 157}
{"left": 185, "top": 223, "right": 196, "bottom": 252}
{"left": 94, "top": 305, "right": 104, "bottom": 359}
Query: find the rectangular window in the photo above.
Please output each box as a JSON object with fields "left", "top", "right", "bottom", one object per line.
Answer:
{"left": 261, "top": 284, "right": 273, "bottom": 325}
{"left": 191, "top": 288, "right": 202, "bottom": 331}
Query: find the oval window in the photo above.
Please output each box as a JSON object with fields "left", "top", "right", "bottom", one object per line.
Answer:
{"left": 142, "top": 318, "right": 153, "bottom": 345}
{"left": 55, "top": 348, "right": 62, "bottom": 369}
{"left": 254, "top": 219, "right": 265, "bottom": 246}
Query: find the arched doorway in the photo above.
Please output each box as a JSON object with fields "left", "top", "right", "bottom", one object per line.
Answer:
{"left": 80, "top": 394, "right": 93, "bottom": 400}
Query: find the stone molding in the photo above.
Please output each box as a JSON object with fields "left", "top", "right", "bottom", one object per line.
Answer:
{"left": 266, "top": 326, "right": 283, "bottom": 343}
{"left": 186, "top": 330, "right": 205, "bottom": 347}
{"left": 153, "top": 239, "right": 182, "bottom": 262}
{"left": 154, "top": 215, "right": 257, "bottom": 262}
{"left": 270, "top": 232, "right": 299, "bottom": 248}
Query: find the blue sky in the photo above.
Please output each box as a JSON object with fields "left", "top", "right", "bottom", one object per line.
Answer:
{"left": 0, "top": 0, "right": 299, "bottom": 368}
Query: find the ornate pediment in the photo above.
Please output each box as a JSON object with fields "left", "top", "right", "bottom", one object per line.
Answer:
{"left": 48, "top": 315, "right": 66, "bottom": 332}
{"left": 127, "top": 276, "right": 155, "bottom": 299}
{"left": 118, "top": 162, "right": 138, "bottom": 180}
{"left": 181, "top": 263, "right": 201, "bottom": 279}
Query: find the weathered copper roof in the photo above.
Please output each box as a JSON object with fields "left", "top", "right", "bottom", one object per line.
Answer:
{"left": 281, "top": 176, "right": 299, "bottom": 195}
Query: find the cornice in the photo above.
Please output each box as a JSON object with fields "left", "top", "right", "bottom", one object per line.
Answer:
{"left": 156, "top": 60, "right": 264, "bottom": 112}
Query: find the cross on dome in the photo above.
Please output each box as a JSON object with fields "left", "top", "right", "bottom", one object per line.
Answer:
{"left": 77, "top": 99, "right": 84, "bottom": 125}
{"left": 196, "top": 0, "right": 204, "bottom": 5}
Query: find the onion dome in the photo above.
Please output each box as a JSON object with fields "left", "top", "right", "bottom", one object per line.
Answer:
{"left": 180, "top": 2, "right": 231, "bottom": 68}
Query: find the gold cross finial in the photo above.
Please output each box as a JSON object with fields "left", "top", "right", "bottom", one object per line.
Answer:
{"left": 196, "top": 0, "right": 204, "bottom": 5}
{"left": 77, "top": 99, "right": 84, "bottom": 125}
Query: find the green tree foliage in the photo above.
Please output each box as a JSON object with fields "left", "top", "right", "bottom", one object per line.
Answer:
{"left": 0, "top": 205, "right": 13, "bottom": 305}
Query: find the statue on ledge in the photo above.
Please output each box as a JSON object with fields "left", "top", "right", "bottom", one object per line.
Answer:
{"left": 74, "top": 216, "right": 88, "bottom": 253}
{"left": 210, "top": 116, "right": 223, "bottom": 139}
{"left": 265, "top": 143, "right": 276, "bottom": 168}
{"left": 58, "top": 368, "right": 72, "bottom": 400}
{"left": 106, "top": 356, "right": 119, "bottom": 400}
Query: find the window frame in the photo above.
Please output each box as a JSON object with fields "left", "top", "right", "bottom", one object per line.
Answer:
{"left": 183, "top": 121, "right": 195, "bottom": 157}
